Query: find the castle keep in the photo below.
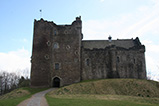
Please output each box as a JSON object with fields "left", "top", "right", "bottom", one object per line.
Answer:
{"left": 30, "top": 17, "right": 146, "bottom": 87}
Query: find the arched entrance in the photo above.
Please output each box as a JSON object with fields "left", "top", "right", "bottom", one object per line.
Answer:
{"left": 53, "top": 77, "right": 60, "bottom": 87}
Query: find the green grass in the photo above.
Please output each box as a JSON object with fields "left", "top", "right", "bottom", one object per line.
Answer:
{"left": 46, "top": 94, "right": 159, "bottom": 106}
{"left": 0, "top": 87, "right": 48, "bottom": 106}
{"left": 22, "top": 87, "right": 48, "bottom": 94}
{"left": 0, "top": 95, "right": 30, "bottom": 106}
{"left": 51, "top": 79, "right": 159, "bottom": 97}
{"left": 46, "top": 79, "right": 159, "bottom": 106}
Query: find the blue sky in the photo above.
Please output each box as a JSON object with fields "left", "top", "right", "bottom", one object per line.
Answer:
{"left": 0, "top": 0, "right": 159, "bottom": 80}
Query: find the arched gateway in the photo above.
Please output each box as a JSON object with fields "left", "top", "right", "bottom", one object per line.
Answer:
{"left": 53, "top": 77, "right": 60, "bottom": 87}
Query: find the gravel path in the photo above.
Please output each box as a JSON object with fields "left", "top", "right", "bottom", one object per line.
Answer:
{"left": 17, "top": 88, "right": 55, "bottom": 106}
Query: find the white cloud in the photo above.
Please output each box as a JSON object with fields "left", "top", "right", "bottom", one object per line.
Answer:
{"left": 151, "top": 0, "right": 159, "bottom": 5}
{"left": 83, "top": 1, "right": 159, "bottom": 81}
{"left": 146, "top": 55, "right": 159, "bottom": 81}
{"left": 144, "top": 41, "right": 159, "bottom": 53}
{"left": 0, "top": 48, "right": 31, "bottom": 77}
{"left": 84, "top": 0, "right": 159, "bottom": 39}
{"left": 143, "top": 40, "right": 159, "bottom": 81}
{"left": 100, "top": 0, "right": 105, "bottom": 2}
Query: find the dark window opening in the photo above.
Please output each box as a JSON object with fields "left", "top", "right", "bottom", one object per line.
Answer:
{"left": 55, "top": 63, "right": 59, "bottom": 70}
{"left": 75, "top": 51, "right": 79, "bottom": 55}
{"left": 117, "top": 57, "right": 120, "bottom": 63}
{"left": 66, "top": 45, "right": 70, "bottom": 50}
{"left": 46, "top": 41, "right": 51, "bottom": 46}
{"left": 134, "top": 59, "right": 136, "bottom": 64}
{"left": 44, "top": 54, "right": 49, "bottom": 60}
{"left": 86, "top": 59, "right": 90, "bottom": 66}
{"left": 53, "top": 77, "right": 60, "bottom": 87}
{"left": 54, "top": 30, "right": 57, "bottom": 35}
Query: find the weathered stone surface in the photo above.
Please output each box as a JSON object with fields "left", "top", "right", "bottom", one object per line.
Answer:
{"left": 81, "top": 38, "right": 146, "bottom": 80}
{"left": 30, "top": 17, "right": 146, "bottom": 87}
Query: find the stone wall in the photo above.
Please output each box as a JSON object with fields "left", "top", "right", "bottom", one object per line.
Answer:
{"left": 81, "top": 48, "right": 110, "bottom": 80}
{"left": 116, "top": 46, "right": 146, "bottom": 79}
{"left": 51, "top": 17, "right": 82, "bottom": 86}
{"left": 31, "top": 19, "right": 52, "bottom": 87}
{"left": 81, "top": 45, "right": 146, "bottom": 80}
{"left": 30, "top": 17, "right": 147, "bottom": 88}
{"left": 31, "top": 17, "right": 82, "bottom": 87}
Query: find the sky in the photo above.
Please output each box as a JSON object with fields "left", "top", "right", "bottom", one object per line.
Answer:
{"left": 0, "top": 0, "right": 159, "bottom": 80}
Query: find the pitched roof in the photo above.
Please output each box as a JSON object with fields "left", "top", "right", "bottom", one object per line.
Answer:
{"left": 82, "top": 39, "right": 136, "bottom": 50}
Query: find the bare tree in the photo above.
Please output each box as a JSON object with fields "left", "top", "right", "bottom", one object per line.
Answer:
{"left": 0, "top": 71, "right": 21, "bottom": 95}
{"left": 9, "top": 72, "right": 20, "bottom": 90}
{"left": 0, "top": 75, "right": 2, "bottom": 94}
{"left": 2, "top": 72, "right": 10, "bottom": 93}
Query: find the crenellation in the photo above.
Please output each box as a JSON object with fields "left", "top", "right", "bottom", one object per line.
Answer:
{"left": 31, "top": 17, "right": 147, "bottom": 88}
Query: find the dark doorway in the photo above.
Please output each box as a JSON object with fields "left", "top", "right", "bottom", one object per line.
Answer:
{"left": 53, "top": 77, "right": 60, "bottom": 87}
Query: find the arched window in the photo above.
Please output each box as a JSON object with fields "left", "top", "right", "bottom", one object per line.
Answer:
{"left": 53, "top": 43, "right": 59, "bottom": 49}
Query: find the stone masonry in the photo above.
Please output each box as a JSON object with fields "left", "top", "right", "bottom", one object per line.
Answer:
{"left": 30, "top": 17, "right": 146, "bottom": 87}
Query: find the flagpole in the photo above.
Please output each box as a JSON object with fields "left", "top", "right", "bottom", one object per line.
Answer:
{"left": 40, "top": 9, "right": 42, "bottom": 19}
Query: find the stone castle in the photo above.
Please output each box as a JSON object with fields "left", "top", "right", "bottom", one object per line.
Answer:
{"left": 30, "top": 16, "right": 146, "bottom": 87}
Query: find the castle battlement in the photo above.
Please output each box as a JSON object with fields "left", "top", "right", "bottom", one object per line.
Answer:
{"left": 31, "top": 17, "right": 146, "bottom": 88}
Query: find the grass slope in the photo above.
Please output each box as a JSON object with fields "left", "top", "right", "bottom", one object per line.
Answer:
{"left": 46, "top": 95, "right": 159, "bottom": 106}
{"left": 46, "top": 79, "right": 159, "bottom": 106}
{"left": 51, "top": 79, "right": 159, "bottom": 97}
{"left": 0, "top": 87, "right": 48, "bottom": 106}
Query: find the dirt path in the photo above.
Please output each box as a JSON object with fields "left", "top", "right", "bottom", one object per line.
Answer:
{"left": 17, "top": 88, "right": 55, "bottom": 106}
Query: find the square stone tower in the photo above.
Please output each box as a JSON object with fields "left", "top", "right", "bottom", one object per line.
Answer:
{"left": 30, "top": 17, "right": 82, "bottom": 87}
{"left": 30, "top": 17, "right": 147, "bottom": 88}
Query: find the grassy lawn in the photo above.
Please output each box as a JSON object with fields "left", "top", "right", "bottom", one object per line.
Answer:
{"left": 0, "top": 87, "right": 48, "bottom": 106}
{"left": 51, "top": 79, "right": 159, "bottom": 98}
{"left": 46, "top": 79, "right": 159, "bottom": 106}
{"left": 46, "top": 94, "right": 159, "bottom": 106}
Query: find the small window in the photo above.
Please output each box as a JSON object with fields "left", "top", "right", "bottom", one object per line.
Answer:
{"left": 66, "top": 45, "right": 70, "bottom": 50}
{"left": 53, "top": 43, "right": 59, "bottom": 49}
{"left": 134, "top": 58, "right": 136, "bottom": 64}
{"left": 46, "top": 41, "right": 51, "bottom": 46}
{"left": 55, "top": 63, "right": 60, "bottom": 70}
{"left": 117, "top": 57, "right": 120, "bottom": 63}
{"left": 44, "top": 54, "right": 49, "bottom": 60}
{"left": 54, "top": 30, "right": 57, "bottom": 35}
{"left": 86, "top": 59, "right": 90, "bottom": 66}
{"left": 75, "top": 51, "right": 79, "bottom": 55}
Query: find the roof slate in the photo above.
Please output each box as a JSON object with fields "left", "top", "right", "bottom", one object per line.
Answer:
{"left": 82, "top": 39, "right": 135, "bottom": 49}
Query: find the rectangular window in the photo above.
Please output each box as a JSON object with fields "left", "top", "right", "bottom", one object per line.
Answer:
{"left": 55, "top": 63, "right": 60, "bottom": 70}
{"left": 86, "top": 59, "right": 90, "bottom": 66}
{"left": 117, "top": 57, "right": 120, "bottom": 63}
{"left": 134, "top": 58, "right": 136, "bottom": 64}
